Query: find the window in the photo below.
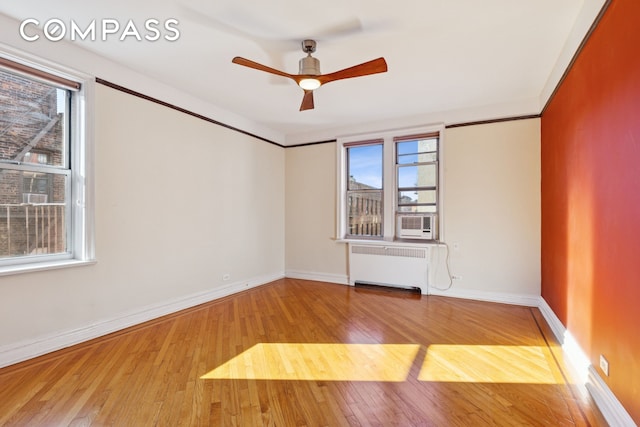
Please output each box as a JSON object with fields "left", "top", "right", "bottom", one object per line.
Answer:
{"left": 0, "top": 53, "right": 94, "bottom": 273}
{"left": 345, "top": 141, "right": 383, "bottom": 238}
{"left": 396, "top": 135, "right": 438, "bottom": 214}
{"left": 337, "top": 126, "right": 443, "bottom": 242}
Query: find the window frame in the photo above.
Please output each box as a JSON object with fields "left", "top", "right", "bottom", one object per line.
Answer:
{"left": 0, "top": 48, "right": 95, "bottom": 275}
{"left": 337, "top": 125, "right": 445, "bottom": 243}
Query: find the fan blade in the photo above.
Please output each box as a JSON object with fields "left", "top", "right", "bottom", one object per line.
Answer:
{"left": 232, "top": 57, "right": 295, "bottom": 80}
{"left": 318, "top": 57, "right": 387, "bottom": 85}
{"left": 300, "top": 90, "right": 315, "bottom": 111}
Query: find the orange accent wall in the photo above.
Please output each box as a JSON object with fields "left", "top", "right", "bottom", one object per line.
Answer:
{"left": 541, "top": 0, "right": 640, "bottom": 421}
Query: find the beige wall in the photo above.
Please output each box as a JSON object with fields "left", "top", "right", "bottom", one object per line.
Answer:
{"left": 440, "top": 118, "right": 540, "bottom": 297}
{"left": 285, "top": 119, "right": 541, "bottom": 299}
{"left": 0, "top": 84, "right": 285, "bottom": 352}
{"left": 285, "top": 143, "right": 348, "bottom": 283}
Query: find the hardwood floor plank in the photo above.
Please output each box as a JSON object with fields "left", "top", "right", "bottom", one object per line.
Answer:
{"left": 0, "top": 278, "right": 607, "bottom": 426}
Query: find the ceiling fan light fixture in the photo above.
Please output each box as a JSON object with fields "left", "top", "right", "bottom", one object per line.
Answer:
{"left": 299, "top": 78, "right": 321, "bottom": 90}
{"left": 231, "top": 39, "right": 388, "bottom": 111}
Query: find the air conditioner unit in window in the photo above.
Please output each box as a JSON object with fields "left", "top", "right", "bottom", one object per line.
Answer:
{"left": 397, "top": 214, "right": 437, "bottom": 240}
{"left": 23, "top": 193, "right": 48, "bottom": 204}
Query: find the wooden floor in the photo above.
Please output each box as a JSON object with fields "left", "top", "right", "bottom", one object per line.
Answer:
{"left": 0, "top": 278, "right": 607, "bottom": 426}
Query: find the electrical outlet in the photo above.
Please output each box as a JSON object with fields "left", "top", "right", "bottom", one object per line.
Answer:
{"left": 222, "top": 273, "right": 231, "bottom": 281}
{"left": 599, "top": 354, "right": 609, "bottom": 376}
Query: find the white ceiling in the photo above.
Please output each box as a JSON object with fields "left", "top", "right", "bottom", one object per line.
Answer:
{"left": 0, "top": 0, "right": 605, "bottom": 145}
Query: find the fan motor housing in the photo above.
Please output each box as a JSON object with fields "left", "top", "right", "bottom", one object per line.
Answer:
{"left": 299, "top": 56, "right": 320, "bottom": 75}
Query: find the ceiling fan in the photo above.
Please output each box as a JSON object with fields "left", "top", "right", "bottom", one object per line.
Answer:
{"left": 232, "top": 39, "right": 388, "bottom": 111}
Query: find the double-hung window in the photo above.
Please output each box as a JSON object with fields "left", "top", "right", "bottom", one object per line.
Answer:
{"left": 338, "top": 126, "right": 443, "bottom": 242}
{"left": 0, "top": 53, "right": 94, "bottom": 273}
{"left": 345, "top": 141, "right": 384, "bottom": 238}
{"left": 396, "top": 134, "right": 439, "bottom": 214}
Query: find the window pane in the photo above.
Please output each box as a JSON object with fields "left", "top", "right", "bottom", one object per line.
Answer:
{"left": 0, "top": 169, "right": 68, "bottom": 258}
{"left": 398, "top": 138, "right": 437, "bottom": 153}
{"left": 398, "top": 164, "right": 437, "bottom": 188}
{"left": 347, "top": 144, "right": 382, "bottom": 190}
{"left": 0, "top": 70, "right": 68, "bottom": 167}
{"left": 347, "top": 190, "right": 383, "bottom": 237}
{"left": 397, "top": 139, "right": 437, "bottom": 164}
{"left": 398, "top": 190, "right": 436, "bottom": 205}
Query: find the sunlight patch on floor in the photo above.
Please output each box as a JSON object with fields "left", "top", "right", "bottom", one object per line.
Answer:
{"left": 201, "top": 343, "right": 421, "bottom": 382}
{"left": 419, "top": 345, "right": 559, "bottom": 384}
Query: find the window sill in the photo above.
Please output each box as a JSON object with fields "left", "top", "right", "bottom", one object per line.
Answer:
{"left": 0, "top": 258, "right": 97, "bottom": 277}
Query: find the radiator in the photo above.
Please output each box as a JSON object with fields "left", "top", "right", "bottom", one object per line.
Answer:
{"left": 348, "top": 243, "right": 429, "bottom": 294}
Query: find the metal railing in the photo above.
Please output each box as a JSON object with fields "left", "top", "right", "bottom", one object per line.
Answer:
{"left": 1, "top": 203, "right": 66, "bottom": 257}
{"left": 347, "top": 192, "right": 383, "bottom": 237}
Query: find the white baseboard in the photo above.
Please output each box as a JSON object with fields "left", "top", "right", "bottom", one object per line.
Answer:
{"left": 537, "top": 297, "right": 636, "bottom": 427}
{"left": 289, "top": 272, "right": 540, "bottom": 308}
{"left": 285, "top": 270, "right": 349, "bottom": 285}
{"left": 428, "top": 286, "right": 540, "bottom": 307}
{"left": 586, "top": 366, "right": 637, "bottom": 427}
{"left": 536, "top": 297, "right": 569, "bottom": 347}
{"left": 0, "top": 272, "right": 284, "bottom": 369}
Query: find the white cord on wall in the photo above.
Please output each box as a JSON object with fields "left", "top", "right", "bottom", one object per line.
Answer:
{"left": 430, "top": 241, "right": 453, "bottom": 291}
